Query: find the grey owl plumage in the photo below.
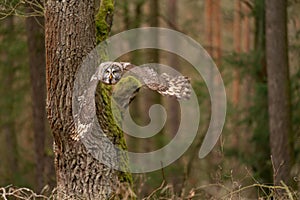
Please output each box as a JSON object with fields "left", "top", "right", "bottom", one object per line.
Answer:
{"left": 72, "top": 61, "right": 191, "bottom": 141}
{"left": 97, "top": 61, "right": 191, "bottom": 100}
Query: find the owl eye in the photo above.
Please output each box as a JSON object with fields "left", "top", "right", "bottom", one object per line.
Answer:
{"left": 112, "top": 69, "right": 120, "bottom": 75}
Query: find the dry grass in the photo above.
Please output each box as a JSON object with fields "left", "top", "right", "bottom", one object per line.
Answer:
{"left": 0, "top": 181, "right": 298, "bottom": 200}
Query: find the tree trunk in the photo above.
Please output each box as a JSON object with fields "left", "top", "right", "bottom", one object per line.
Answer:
{"left": 212, "top": 0, "right": 222, "bottom": 66}
{"left": 45, "top": 0, "right": 131, "bottom": 198}
{"left": 265, "top": 0, "right": 292, "bottom": 185}
{"left": 165, "top": 0, "right": 179, "bottom": 137}
{"left": 138, "top": 0, "right": 160, "bottom": 153}
{"left": 248, "top": 0, "right": 273, "bottom": 183}
{"left": 231, "top": 0, "right": 241, "bottom": 150}
{"left": 0, "top": 16, "right": 19, "bottom": 185}
{"left": 122, "top": 0, "right": 130, "bottom": 29}
{"left": 204, "top": 0, "right": 213, "bottom": 55}
{"left": 149, "top": 0, "right": 159, "bottom": 63}
{"left": 25, "top": 4, "right": 47, "bottom": 191}
{"left": 233, "top": 0, "right": 241, "bottom": 106}
{"left": 134, "top": 0, "right": 144, "bottom": 28}
{"left": 242, "top": 3, "right": 250, "bottom": 53}
{"left": 165, "top": 0, "right": 181, "bottom": 191}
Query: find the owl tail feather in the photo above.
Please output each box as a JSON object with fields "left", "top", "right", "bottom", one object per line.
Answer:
{"left": 159, "top": 73, "right": 191, "bottom": 100}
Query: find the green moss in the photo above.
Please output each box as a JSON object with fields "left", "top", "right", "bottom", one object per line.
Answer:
{"left": 95, "top": 0, "right": 115, "bottom": 44}
{"left": 112, "top": 76, "right": 142, "bottom": 108}
{"left": 95, "top": 0, "right": 134, "bottom": 189}
{"left": 97, "top": 85, "right": 132, "bottom": 184}
{"left": 114, "top": 76, "right": 142, "bottom": 93}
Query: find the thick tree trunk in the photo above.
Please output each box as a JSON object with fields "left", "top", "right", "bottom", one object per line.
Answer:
{"left": 25, "top": 6, "right": 47, "bottom": 191}
{"left": 45, "top": 0, "right": 130, "bottom": 198}
{"left": 265, "top": 0, "right": 292, "bottom": 185}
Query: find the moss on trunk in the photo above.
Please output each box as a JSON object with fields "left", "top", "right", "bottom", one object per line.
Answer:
{"left": 95, "top": 0, "right": 133, "bottom": 186}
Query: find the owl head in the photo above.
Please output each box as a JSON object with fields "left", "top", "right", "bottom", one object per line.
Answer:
{"left": 98, "top": 62, "right": 124, "bottom": 84}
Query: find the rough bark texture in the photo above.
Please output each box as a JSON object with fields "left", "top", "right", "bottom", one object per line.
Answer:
{"left": 265, "top": 0, "right": 292, "bottom": 185}
{"left": 25, "top": 7, "right": 47, "bottom": 191}
{"left": 45, "top": 0, "right": 131, "bottom": 198}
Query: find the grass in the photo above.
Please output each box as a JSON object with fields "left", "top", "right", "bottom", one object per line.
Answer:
{"left": 0, "top": 180, "right": 298, "bottom": 200}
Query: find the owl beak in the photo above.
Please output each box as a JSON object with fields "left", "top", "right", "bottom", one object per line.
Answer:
{"left": 109, "top": 74, "right": 113, "bottom": 83}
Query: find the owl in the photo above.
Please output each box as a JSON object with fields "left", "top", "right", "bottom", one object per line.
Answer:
{"left": 72, "top": 61, "right": 191, "bottom": 141}
{"left": 96, "top": 61, "right": 191, "bottom": 100}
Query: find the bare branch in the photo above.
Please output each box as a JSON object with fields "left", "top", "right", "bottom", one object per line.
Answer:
{"left": 0, "top": 0, "right": 44, "bottom": 20}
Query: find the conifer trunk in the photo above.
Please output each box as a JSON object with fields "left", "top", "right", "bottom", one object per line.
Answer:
{"left": 25, "top": 5, "right": 47, "bottom": 191}
{"left": 265, "top": 0, "right": 292, "bottom": 185}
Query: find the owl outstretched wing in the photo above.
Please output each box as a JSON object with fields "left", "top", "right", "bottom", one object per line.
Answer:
{"left": 72, "top": 62, "right": 192, "bottom": 141}
{"left": 123, "top": 65, "right": 191, "bottom": 100}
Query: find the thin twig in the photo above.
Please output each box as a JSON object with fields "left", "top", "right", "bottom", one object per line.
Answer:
{"left": 0, "top": 0, "right": 44, "bottom": 20}
{"left": 281, "top": 181, "right": 294, "bottom": 200}
{"left": 144, "top": 181, "right": 166, "bottom": 200}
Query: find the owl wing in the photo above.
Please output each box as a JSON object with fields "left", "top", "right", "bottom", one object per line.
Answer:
{"left": 125, "top": 65, "right": 191, "bottom": 100}
{"left": 112, "top": 66, "right": 164, "bottom": 109}
{"left": 158, "top": 73, "right": 191, "bottom": 100}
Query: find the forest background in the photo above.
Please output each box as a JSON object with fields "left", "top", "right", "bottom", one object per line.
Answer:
{"left": 0, "top": 0, "right": 300, "bottom": 199}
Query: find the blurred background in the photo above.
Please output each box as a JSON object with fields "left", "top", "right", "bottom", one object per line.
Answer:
{"left": 0, "top": 0, "right": 299, "bottom": 198}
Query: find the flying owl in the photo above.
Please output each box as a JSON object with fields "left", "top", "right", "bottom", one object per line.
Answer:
{"left": 72, "top": 61, "right": 191, "bottom": 141}
{"left": 96, "top": 61, "right": 191, "bottom": 100}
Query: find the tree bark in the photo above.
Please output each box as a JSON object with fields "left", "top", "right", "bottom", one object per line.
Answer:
{"left": 265, "top": 0, "right": 292, "bottom": 185}
{"left": 138, "top": 0, "right": 160, "bottom": 153}
{"left": 149, "top": 0, "right": 159, "bottom": 63}
{"left": 233, "top": 0, "right": 241, "bottom": 106}
{"left": 166, "top": 0, "right": 179, "bottom": 137}
{"left": 45, "top": 0, "right": 131, "bottom": 198}
{"left": 242, "top": 3, "right": 250, "bottom": 53}
{"left": 25, "top": 4, "right": 47, "bottom": 191}
{"left": 212, "top": 0, "right": 222, "bottom": 66}
{"left": 0, "top": 16, "right": 19, "bottom": 185}
{"left": 204, "top": 0, "right": 213, "bottom": 55}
